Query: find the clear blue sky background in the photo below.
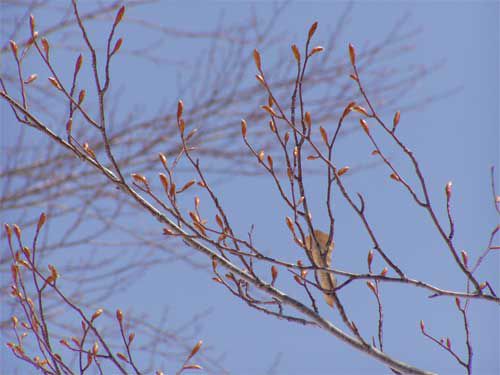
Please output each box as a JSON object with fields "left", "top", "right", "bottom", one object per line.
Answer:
{"left": 1, "top": 1, "right": 498, "bottom": 374}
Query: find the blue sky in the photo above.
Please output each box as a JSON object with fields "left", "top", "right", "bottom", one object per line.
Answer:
{"left": 1, "top": 1, "right": 498, "bottom": 374}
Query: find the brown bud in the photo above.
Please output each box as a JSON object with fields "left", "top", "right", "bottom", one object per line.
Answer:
{"left": 48, "top": 77, "right": 62, "bottom": 90}
{"left": 341, "top": 102, "right": 356, "bottom": 119}
{"left": 36, "top": 212, "right": 46, "bottom": 232}
{"left": 271, "top": 266, "right": 278, "bottom": 284}
{"left": 159, "top": 153, "right": 168, "bottom": 169}
{"left": 261, "top": 105, "right": 278, "bottom": 117}
{"left": 177, "top": 100, "right": 184, "bottom": 120}
{"left": 349, "top": 74, "right": 358, "bottom": 81}
{"left": 111, "top": 38, "right": 123, "bottom": 55}
{"left": 352, "top": 105, "right": 369, "bottom": 117}
{"left": 380, "top": 267, "right": 388, "bottom": 277}
{"left": 285, "top": 217, "right": 295, "bottom": 234}
{"left": 319, "top": 126, "right": 328, "bottom": 146}
{"left": 116, "top": 309, "right": 123, "bottom": 323}
{"left": 390, "top": 173, "right": 400, "bottom": 182}
{"left": 308, "top": 22, "right": 318, "bottom": 40}
{"left": 359, "top": 119, "right": 369, "bottom": 134}
{"left": 455, "top": 297, "right": 461, "bottom": 309}
{"left": 91, "top": 309, "right": 103, "bottom": 321}
{"left": 371, "top": 150, "right": 380, "bottom": 156}
{"left": 268, "top": 120, "right": 276, "bottom": 133}
{"left": 159, "top": 173, "right": 169, "bottom": 192}
{"left": 461, "top": 250, "right": 468, "bottom": 268}
{"left": 337, "top": 166, "right": 350, "bottom": 176}
{"left": 348, "top": 43, "right": 356, "bottom": 66}
{"left": 115, "top": 6, "right": 125, "bottom": 25}
{"left": 24, "top": 74, "right": 38, "bottom": 84}
{"left": 393, "top": 111, "right": 401, "bottom": 129}
{"left": 30, "top": 14, "right": 36, "bottom": 34}
{"left": 48, "top": 264, "right": 58, "bottom": 280}
{"left": 291, "top": 44, "right": 300, "bottom": 62}
{"left": 267, "top": 155, "right": 273, "bottom": 169}
{"left": 446, "top": 337, "right": 451, "bottom": 349}
{"left": 41, "top": 38, "right": 49, "bottom": 58}
{"left": 420, "top": 320, "right": 425, "bottom": 333}
{"left": 66, "top": 118, "right": 73, "bottom": 134}
{"left": 304, "top": 112, "right": 312, "bottom": 127}
{"left": 178, "top": 180, "right": 195, "bottom": 193}
{"left": 366, "top": 281, "right": 377, "bottom": 294}
{"left": 188, "top": 340, "right": 203, "bottom": 358}
{"left": 445, "top": 181, "right": 452, "bottom": 199}
{"left": 78, "top": 89, "right": 86, "bottom": 104}
{"left": 253, "top": 49, "right": 262, "bottom": 71}
{"left": 284, "top": 132, "right": 290, "bottom": 144}
{"left": 367, "top": 250, "right": 374, "bottom": 268}
{"left": 74, "top": 54, "right": 83, "bottom": 75}
{"left": 117, "top": 352, "right": 129, "bottom": 362}
{"left": 309, "top": 46, "right": 324, "bottom": 56}
{"left": 9, "top": 40, "right": 18, "bottom": 59}
{"left": 92, "top": 342, "right": 99, "bottom": 356}
{"left": 131, "top": 173, "right": 148, "bottom": 186}
{"left": 241, "top": 119, "right": 247, "bottom": 138}
{"left": 258, "top": 150, "right": 265, "bottom": 162}
{"left": 13, "top": 224, "right": 21, "bottom": 241}
{"left": 128, "top": 333, "right": 135, "bottom": 344}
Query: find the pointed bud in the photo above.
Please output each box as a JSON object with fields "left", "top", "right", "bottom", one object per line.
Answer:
{"left": 74, "top": 54, "right": 83, "bottom": 75}
{"left": 36, "top": 213, "right": 46, "bottom": 232}
{"left": 177, "top": 100, "right": 184, "bottom": 120}
{"left": 24, "top": 74, "right": 38, "bottom": 84}
{"left": 48, "top": 77, "right": 62, "bottom": 90}
{"left": 30, "top": 15, "right": 36, "bottom": 34}
{"left": 304, "top": 112, "right": 312, "bottom": 128}
{"left": 41, "top": 38, "right": 49, "bottom": 58}
{"left": 116, "top": 309, "right": 123, "bottom": 323}
{"left": 461, "top": 250, "right": 468, "bottom": 268}
{"left": 261, "top": 105, "right": 278, "bottom": 117}
{"left": 445, "top": 181, "right": 452, "bottom": 199}
{"left": 309, "top": 46, "right": 324, "bottom": 56}
{"left": 348, "top": 43, "right": 356, "bottom": 66}
{"left": 359, "top": 119, "right": 369, "bottom": 134}
{"left": 9, "top": 40, "right": 18, "bottom": 59}
{"left": 253, "top": 49, "right": 262, "bottom": 71}
{"left": 291, "top": 44, "right": 300, "bottom": 62}
{"left": 455, "top": 298, "right": 461, "bottom": 309}
{"left": 367, "top": 250, "right": 374, "bottom": 268}
{"left": 319, "top": 126, "right": 328, "bottom": 146}
{"left": 258, "top": 150, "right": 265, "bottom": 162}
{"left": 271, "top": 266, "right": 278, "bottom": 285}
{"left": 380, "top": 267, "right": 388, "bottom": 276}
{"left": 308, "top": 22, "right": 318, "bottom": 40}
{"left": 285, "top": 217, "right": 295, "bottom": 234}
{"left": 366, "top": 281, "right": 377, "bottom": 294}
{"left": 115, "top": 6, "right": 125, "bottom": 25}
{"left": 241, "top": 119, "right": 247, "bottom": 138}
{"left": 111, "top": 38, "right": 123, "bottom": 55}
{"left": 91, "top": 309, "right": 103, "bottom": 321}
{"left": 393, "top": 111, "right": 401, "bottom": 130}
{"left": 78, "top": 89, "right": 86, "bottom": 104}
{"left": 337, "top": 166, "right": 350, "bottom": 176}
{"left": 420, "top": 320, "right": 425, "bottom": 333}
